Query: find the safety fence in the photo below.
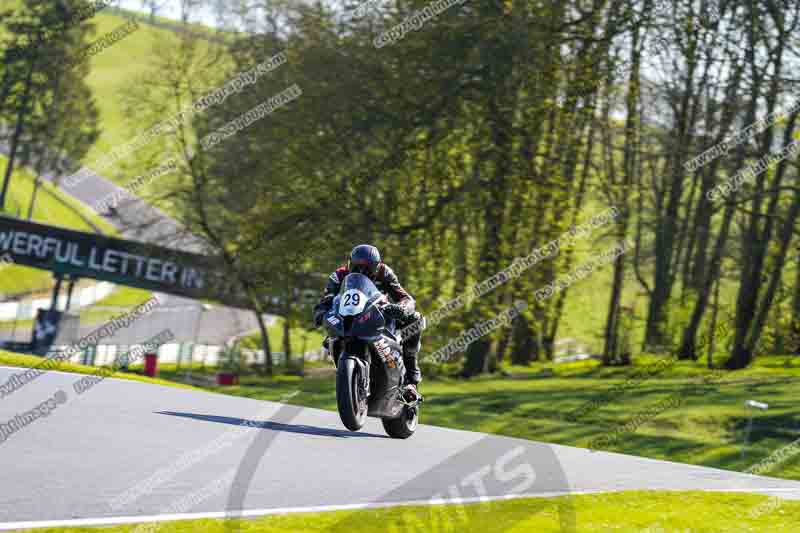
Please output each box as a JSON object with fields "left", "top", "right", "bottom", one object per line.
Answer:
{"left": 0, "top": 282, "right": 116, "bottom": 321}
{"left": 39, "top": 343, "right": 325, "bottom": 368}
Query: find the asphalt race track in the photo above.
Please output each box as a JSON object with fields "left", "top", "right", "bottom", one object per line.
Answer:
{"left": 1, "top": 366, "right": 799, "bottom": 530}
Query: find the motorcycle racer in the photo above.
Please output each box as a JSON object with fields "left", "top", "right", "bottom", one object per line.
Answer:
{"left": 313, "top": 244, "right": 423, "bottom": 396}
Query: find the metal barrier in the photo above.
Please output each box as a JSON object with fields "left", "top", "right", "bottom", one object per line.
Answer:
{"left": 35, "top": 343, "right": 326, "bottom": 370}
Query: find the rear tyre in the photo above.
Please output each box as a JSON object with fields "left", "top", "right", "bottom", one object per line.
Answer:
{"left": 382, "top": 405, "right": 418, "bottom": 439}
{"left": 337, "top": 357, "right": 367, "bottom": 431}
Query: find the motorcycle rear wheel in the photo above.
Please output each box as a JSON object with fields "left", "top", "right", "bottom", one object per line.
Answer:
{"left": 337, "top": 357, "right": 368, "bottom": 431}
{"left": 382, "top": 405, "right": 418, "bottom": 439}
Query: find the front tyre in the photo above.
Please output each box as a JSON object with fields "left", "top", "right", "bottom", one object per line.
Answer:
{"left": 336, "top": 357, "right": 367, "bottom": 431}
{"left": 382, "top": 405, "right": 418, "bottom": 439}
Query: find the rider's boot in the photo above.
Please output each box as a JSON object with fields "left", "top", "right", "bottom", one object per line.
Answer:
{"left": 402, "top": 338, "right": 423, "bottom": 403}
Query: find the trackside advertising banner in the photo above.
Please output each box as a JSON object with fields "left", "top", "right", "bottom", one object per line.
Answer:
{"left": 0, "top": 215, "right": 238, "bottom": 303}
{"left": 0, "top": 215, "right": 321, "bottom": 310}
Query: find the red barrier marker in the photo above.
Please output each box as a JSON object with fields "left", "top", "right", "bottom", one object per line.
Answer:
{"left": 144, "top": 353, "right": 158, "bottom": 377}
{"left": 217, "top": 373, "right": 238, "bottom": 386}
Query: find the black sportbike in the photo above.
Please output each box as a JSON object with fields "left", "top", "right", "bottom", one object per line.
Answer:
{"left": 323, "top": 273, "right": 423, "bottom": 439}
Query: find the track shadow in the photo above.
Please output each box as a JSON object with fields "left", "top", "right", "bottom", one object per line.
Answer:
{"left": 731, "top": 412, "right": 800, "bottom": 443}
{"left": 156, "top": 411, "right": 388, "bottom": 439}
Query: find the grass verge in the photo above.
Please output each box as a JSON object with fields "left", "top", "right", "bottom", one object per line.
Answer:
{"left": 0, "top": 350, "right": 197, "bottom": 391}
{"left": 28, "top": 490, "right": 800, "bottom": 532}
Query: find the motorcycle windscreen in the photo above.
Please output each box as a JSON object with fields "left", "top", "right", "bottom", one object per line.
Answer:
{"left": 338, "top": 273, "right": 382, "bottom": 316}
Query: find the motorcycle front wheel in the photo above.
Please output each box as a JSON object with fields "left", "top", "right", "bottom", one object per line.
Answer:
{"left": 336, "top": 357, "right": 368, "bottom": 431}
{"left": 382, "top": 405, "right": 418, "bottom": 439}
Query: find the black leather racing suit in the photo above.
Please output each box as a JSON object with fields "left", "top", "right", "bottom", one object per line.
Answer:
{"left": 313, "top": 264, "right": 423, "bottom": 384}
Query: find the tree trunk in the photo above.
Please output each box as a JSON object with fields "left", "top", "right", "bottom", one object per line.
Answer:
{"left": 792, "top": 257, "right": 800, "bottom": 354}
{"left": 602, "top": 25, "right": 639, "bottom": 364}
{"left": 679, "top": 16, "right": 760, "bottom": 363}
{"left": 731, "top": 190, "right": 800, "bottom": 368}
{"left": 644, "top": 31, "right": 701, "bottom": 349}
{"left": 548, "top": 103, "right": 595, "bottom": 352}
{"left": 461, "top": 67, "right": 513, "bottom": 376}
{"left": 511, "top": 313, "right": 536, "bottom": 365}
{"left": 644, "top": 248, "right": 673, "bottom": 349}
{"left": 603, "top": 247, "right": 626, "bottom": 364}
{"left": 462, "top": 339, "right": 492, "bottom": 378}
{"left": 254, "top": 310, "right": 273, "bottom": 376}
{"left": 728, "top": 108, "right": 795, "bottom": 366}
{"left": 0, "top": 50, "right": 37, "bottom": 211}
{"left": 0, "top": 63, "right": 15, "bottom": 120}
{"left": 679, "top": 176, "right": 737, "bottom": 360}
{"left": 707, "top": 276, "right": 720, "bottom": 369}
{"left": 283, "top": 315, "right": 291, "bottom": 369}
{"left": 27, "top": 177, "right": 41, "bottom": 219}
{"left": 724, "top": 4, "right": 789, "bottom": 369}
{"left": 495, "top": 312, "right": 512, "bottom": 363}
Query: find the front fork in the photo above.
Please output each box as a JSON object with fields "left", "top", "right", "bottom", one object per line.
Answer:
{"left": 331, "top": 335, "right": 371, "bottom": 402}
{"left": 356, "top": 356, "right": 371, "bottom": 400}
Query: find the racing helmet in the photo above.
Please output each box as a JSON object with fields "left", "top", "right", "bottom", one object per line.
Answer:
{"left": 348, "top": 244, "right": 381, "bottom": 279}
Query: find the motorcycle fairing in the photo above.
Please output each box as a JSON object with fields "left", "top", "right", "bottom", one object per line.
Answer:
{"left": 326, "top": 273, "right": 408, "bottom": 419}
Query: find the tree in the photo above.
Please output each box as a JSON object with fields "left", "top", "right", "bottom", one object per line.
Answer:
{"left": 0, "top": 0, "right": 99, "bottom": 212}
{"left": 121, "top": 0, "right": 800, "bottom": 377}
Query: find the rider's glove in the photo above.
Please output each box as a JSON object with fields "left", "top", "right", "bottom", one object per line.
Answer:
{"left": 313, "top": 295, "right": 334, "bottom": 327}
{"left": 383, "top": 303, "right": 410, "bottom": 322}
{"left": 313, "top": 309, "right": 326, "bottom": 327}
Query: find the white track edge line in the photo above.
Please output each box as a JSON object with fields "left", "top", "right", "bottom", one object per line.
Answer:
{"left": 1, "top": 488, "right": 799, "bottom": 531}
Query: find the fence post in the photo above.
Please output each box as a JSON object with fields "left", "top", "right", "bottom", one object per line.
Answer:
{"left": 10, "top": 297, "right": 20, "bottom": 342}
{"left": 83, "top": 345, "right": 96, "bottom": 366}
{"left": 186, "top": 343, "right": 195, "bottom": 382}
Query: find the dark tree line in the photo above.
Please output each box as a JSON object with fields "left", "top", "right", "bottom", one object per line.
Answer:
{"left": 28, "top": 0, "right": 800, "bottom": 375}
